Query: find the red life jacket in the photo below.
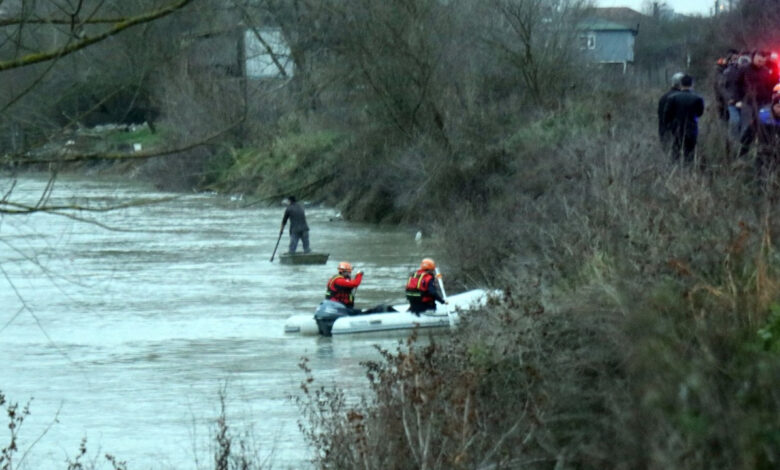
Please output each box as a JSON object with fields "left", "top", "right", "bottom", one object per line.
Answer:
{"left": 326, "top": 275, "right": 354, "bottom": 307}
{"left": 405, "top": 270, "right": 434, "bottom": 305}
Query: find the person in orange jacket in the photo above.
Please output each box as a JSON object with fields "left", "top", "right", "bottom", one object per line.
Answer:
{"left": 405, "top": 258, "right": 446, "bottom": 314}
{"left": 325, "top": 262, "right": 363, "bottom": 309}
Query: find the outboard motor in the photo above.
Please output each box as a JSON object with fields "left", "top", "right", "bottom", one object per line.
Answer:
{"left": 314, "top": 300, "right": 351, "bottom": 336}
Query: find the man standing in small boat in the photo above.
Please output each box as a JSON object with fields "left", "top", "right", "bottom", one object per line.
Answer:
{"left": 406, "top": 258, "right": 446, "bottom": 314}
{"left": 281, "top": 196, "right": 311, "bottom": 254}
{"left": 326, "top": 262, "right": 363, "bottom": 310}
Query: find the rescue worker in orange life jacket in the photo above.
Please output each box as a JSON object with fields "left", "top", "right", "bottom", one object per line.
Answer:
{"left": 405, "top": 258, "right": 446, "bottom": 314}
{"left": 325, "top": 262, "right": 363, "bottom": 309}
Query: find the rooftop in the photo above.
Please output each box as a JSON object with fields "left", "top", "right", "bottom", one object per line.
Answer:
{"left": 580, "top": 17, "right": 638, "bottom": 33}
{"left": 588, "top": 6, "right": 646, "bottom": 31}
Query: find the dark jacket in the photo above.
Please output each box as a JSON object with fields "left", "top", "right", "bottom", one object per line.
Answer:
{"left": 658, "top": 87, "right": 680, "bottom": 139}
{"left": 739, "top": 64, "right": 774, "bottom": 108}
{"left": 663, "top": 89, "right": 705, "bottom": 139}
{"left": 721, "top": 63, "right": 743, "bottom": 103}
{"left": 282, "top": 202, "right": 309, "bottom": 234}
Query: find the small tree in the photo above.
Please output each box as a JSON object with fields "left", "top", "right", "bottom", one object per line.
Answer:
{"left": 484, "top": 0, "right": 591, "bottom": 106}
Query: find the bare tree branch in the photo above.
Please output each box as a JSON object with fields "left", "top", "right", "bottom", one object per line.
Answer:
{"left": 0, "top": 16, "right": 131, "bottom": 27}
{"left": 231, "top": 0, "right": 289, "bottom": 78}
{"left": 0, "top": 262, "right": 76, "bottom": 364}
{"left": 14, "top": 402, "right": 62, "bottom": 470}
{"left": 0, "top": 0, "right": 196, "bottom": 72}
{"left": 0, "top": 195, "right": 182, "bottom": 215}
{"left": 0, "top": 48, "right": 65, "bottom": 114}
{"left": 2, "top": 117, "right": 245, "bottom": 166}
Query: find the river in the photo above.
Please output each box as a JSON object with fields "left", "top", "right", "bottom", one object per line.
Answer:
{"left": 0, "top": 174, "right": 440, "bottom": 470}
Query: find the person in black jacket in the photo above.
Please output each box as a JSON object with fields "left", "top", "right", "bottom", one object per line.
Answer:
{"left": 657, "top": 72, "right": 684, "bottom": 152}
{"left": 663, "top": 74, "right": 705, "bottom": 165}
{"left": 721, "top": 53, "right": 744, "bottom": 141}
{"left": 737, "top": 50, "right": 775, "bottom": 157}
{"left": 280, "top": 195, "right": 311, "bottom": 254}
{"left": 714, "top": 50, "right": 738, "bottom": 123}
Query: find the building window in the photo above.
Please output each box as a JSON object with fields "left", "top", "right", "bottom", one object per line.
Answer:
{"left": 578, "top": 33, "right": 596, "bottom": 50}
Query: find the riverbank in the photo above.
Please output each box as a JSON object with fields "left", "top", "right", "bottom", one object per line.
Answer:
{"left": 288, "top": 92, "right": 780, "bottom": 468}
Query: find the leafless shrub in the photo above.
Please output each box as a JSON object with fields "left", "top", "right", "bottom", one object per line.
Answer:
{"left": 0, "top": 391, "right": 127, "bottom": 470}
{"left": 0, "top": 392, "right": 30, "bottom": 470}
{"left": 210, "top": 387, "right": 269, "bottom": 470}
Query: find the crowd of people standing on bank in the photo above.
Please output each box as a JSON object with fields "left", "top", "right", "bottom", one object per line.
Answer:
{"left": 658, "top": 49, "right": 780, "bottom": 183}
{"left": 714, "top": 49, "right": 780, "bottom": 182}
{"left": 714, "top": 50, "right": 780, "bottom": 156}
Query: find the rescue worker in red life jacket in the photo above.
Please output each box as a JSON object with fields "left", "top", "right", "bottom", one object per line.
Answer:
{"left": 325, "top": 262, "right": 363, "bottom": 309}
{"left": 405, "top": 258, "right": 446, "bottom": 315}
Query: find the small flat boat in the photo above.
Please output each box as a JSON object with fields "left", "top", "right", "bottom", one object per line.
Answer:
{"left": 283, "top": 289, "right": 493, "bottom": 336}
{"left": 279, "top": 252, "right": 329, "bottom": 265}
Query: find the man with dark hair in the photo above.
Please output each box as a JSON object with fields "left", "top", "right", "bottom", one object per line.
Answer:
{"left": 721, "top": 51, "right": 745, "bottom": 141}
{"left": 737, "top": 50, "right": 775, "bottom": 156}
{"left": 658, "top": 72, "right": 684, "bottom": 152}
{"left": 280, "top": 195, "right": 311, "bottom": 254}
{"left": 714, "top": 50, "right": 738, "bottom": 122}
{"left": 663, "top": 74, "right": 705, "bottom": 164}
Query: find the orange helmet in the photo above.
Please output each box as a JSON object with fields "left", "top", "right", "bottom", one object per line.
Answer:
{"left": 338, "top": 261, "right": 353, "bottom": 274}
{"left": 420, "top": 258, "right": 436, "bottom": 271}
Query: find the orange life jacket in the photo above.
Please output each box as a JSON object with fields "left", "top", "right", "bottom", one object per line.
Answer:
{"left": 326, "top": 275, "right": 355, "bottom": 307}
{"left": 405, "top": 270, "right": 434, "bottom": 305}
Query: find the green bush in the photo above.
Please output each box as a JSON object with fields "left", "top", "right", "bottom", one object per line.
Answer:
{"left": 758, "top": 303, "right": 780, "bottom": 353}
{"left": 211, "top": 129, "right": 348, "bottom": 200}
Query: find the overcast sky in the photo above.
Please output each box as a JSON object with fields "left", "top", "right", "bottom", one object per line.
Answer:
{"left": 597, "top": 0, "right": 715, "bottom": 16}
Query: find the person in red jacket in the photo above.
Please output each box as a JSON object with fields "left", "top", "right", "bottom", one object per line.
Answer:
{"left": 325, "top": 262, "right": 363, "bottom": 309}
{"left": 405, "top": 258, "right": 446, "bottom": 314}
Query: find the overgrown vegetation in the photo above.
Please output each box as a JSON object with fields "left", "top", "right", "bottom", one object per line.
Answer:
{"left": 288, "top": 5, "right": 780, "bottom": 463}
{"left": 207, "top": 124, "right": 348, "bottom": 200}
{"left": 296, "top": 100, "right": 780, "bottom": 467}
